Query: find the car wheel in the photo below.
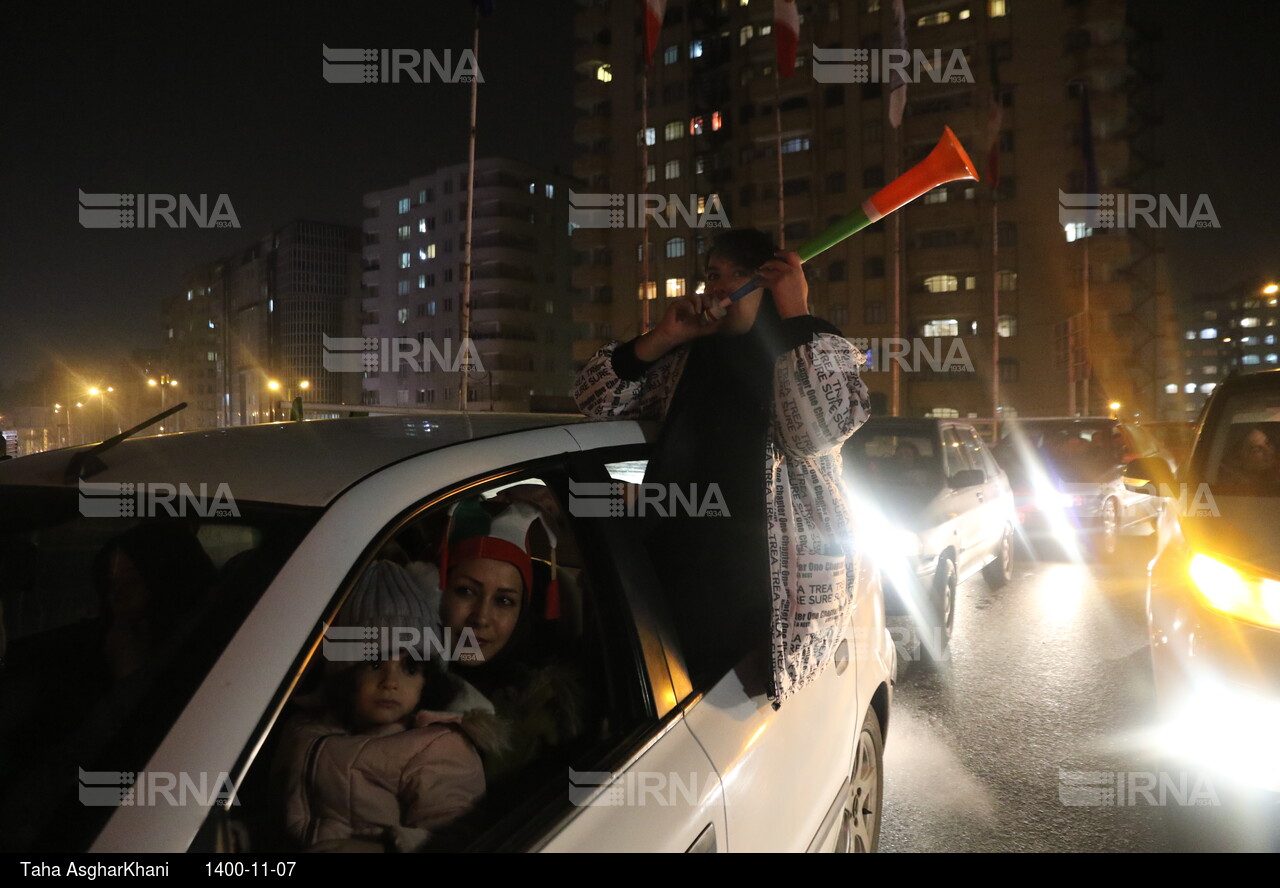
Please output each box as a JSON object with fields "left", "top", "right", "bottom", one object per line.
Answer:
{"left": 921, "top": 556, "right": 957, "bottom": 664}
{"left": 1091, "top": 498, "right": 1120, "bottom": 561}
{"left": 837, "top": 706, "right": 884, "bottom": 853}
{"left": 982, "top": 525, "right": 1014, "bottom": 589}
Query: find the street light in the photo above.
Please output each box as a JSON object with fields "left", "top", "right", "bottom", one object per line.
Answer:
{"left": 1109, "top": 401, "right": 1121, "bottom": 419}
{"left": 87, "top": 386, "right": 115, "bottom": 441}
{"left": 267, "top": 379, "right": 310, "bottom": 422}
{"left": 147, "top": 376, "right": 180, "bottom": 431}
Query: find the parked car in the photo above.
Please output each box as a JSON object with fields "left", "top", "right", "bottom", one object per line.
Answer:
{"left": 1146, "top": 369, "right": 1280, "bottom": 795}
{"left": 0, "top": 414, "right": 894, "bottom": 853}
{"left": 842, "top": 417, "right": 1016, "bottom": 664}
{"left": 991, "top": 417, "right": 1172, "bottom": 560}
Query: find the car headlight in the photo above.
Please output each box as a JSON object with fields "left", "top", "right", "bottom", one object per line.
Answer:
{"left": 1034, "top": 491, "right": 1078, "bottom": 511}
{"left": 1188, "top": 553, "right": 1280, "bottom": 630}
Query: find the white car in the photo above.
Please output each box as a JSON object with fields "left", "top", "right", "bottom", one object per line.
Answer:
{"left": 0, "top": 414, "right": 894, "bottom": 853}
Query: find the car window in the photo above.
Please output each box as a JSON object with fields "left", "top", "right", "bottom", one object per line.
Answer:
{"left": 0, "top": 492, "right": 317, "bottom": 852}
{"left": 843, "top": 429, "right": 942, "bottom": 488}
{"left": 963, "top": 428, "right": 1002, "bottom": 479}
{"left": 941, "top": 428, "right": 977, "bottom": 480}
{"left": 1201, "top": 391, "right": 1280, "bottom": 496}
{"left": 201, "top": 465, "right": 654, "bottom": 853}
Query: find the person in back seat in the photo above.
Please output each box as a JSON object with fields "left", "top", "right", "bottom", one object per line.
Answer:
{"left": 435, "top": 499, "right": 586, "bottom": 786}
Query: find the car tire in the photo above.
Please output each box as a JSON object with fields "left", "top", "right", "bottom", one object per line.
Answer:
{"left": 1091, "top": 498, "right": 1120, "bottom": 562}
{"left": 921, "top": 556, "right": 957, "bottom": 664}
{"left": 982, "top": 525, "right": 1014, "bottom": 589}
{"left": 836, "top": 706, "right": 884, "bottom": 853}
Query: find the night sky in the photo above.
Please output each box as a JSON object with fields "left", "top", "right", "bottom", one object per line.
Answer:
{"left": 0, "top": 1, "right": 1276, "bottom": 389}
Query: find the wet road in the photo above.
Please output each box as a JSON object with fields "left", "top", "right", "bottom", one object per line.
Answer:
{"left": 879, "top": 539, "right": 1195, "bottom": 852}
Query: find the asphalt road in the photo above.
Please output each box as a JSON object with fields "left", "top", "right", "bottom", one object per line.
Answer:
{"left": 877, "top": 538, "right": 1277, "bottom": 852}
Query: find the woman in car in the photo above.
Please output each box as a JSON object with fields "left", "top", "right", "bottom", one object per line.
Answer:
{"left": 434, "top": 498, "right": 586, "bottom": 786}
{"left": 572, "top": 229, "right": 871, "bottom": 702}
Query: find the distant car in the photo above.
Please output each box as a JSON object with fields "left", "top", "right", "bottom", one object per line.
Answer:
{"left": 991, "top": 417, "right": 1172, "bottom": 560}
{"left": 0, "top": 414, "right": 894, "bottom": 853}
{"left": 1146, "top": 369, "right": 1280, "bottom": 793}
{"left": 843, "top": 418, "right": 1016, "bottom": 663}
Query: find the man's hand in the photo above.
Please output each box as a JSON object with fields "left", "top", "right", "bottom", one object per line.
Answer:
{"left": 756, "top": 251, "right": 809, "bottom": 319}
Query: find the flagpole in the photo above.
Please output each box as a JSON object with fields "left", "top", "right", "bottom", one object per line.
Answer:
{"left": 891, "top": 125, "right": 902, "bottom": 417}
{"left": 460, "top": 9, "right": 480, "bottom": 411}
{"left": 640, "top": 66, "right": 652, "bottom": 330}
{"left": 774, "top": 68, "right": 785, "bottom": 248}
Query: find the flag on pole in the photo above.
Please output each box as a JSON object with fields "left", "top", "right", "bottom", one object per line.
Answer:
{"left": 774, "top": 0, "right": 800, "bottom": 77}
{"left": 985, "top": 52, "right": 1003, "bottom": 187}
{"left": 887, "top": 0, "right": 908, "bottom": 127}
{"left": 644, "top": 0, "right": 668, "bottom": 66}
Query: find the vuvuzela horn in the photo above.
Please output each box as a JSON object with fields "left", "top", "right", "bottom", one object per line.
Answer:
{"left": 707, "top": 125, "right": 979, "bottom": 314}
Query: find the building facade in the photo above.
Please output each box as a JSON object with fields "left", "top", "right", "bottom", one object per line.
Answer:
{"left": 361, "top": 158, "right": 578, "bottom": 412}
{"left": 571, "top": 0, "right": 1171, "bottom": 420}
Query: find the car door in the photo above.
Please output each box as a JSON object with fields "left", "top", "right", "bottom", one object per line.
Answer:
{"left": 960, "top": 425, "right": 1012, "bottom": 562}
{"left": 575, "top": 447, "right": 864, "bottom": 852}
{"left": 940, "top": 426, "right": 986, "bottom": 579}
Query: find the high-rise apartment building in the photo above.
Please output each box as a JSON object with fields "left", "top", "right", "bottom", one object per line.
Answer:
{"left": 361, "top": 158, "right": 578, "bottom": 412}
{"left": 571, "top": 0, "right": 1169, "bottom": 420}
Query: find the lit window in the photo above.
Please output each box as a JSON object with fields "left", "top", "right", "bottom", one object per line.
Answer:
{"left": 1164, "top": 384, "right": 1178, "bottom": 394}
{"left": 1200, "top": 383, "right": 1216, "bottom": 394}
{"left": 1243, "top": 355, "right": 1261, "bottom": 365}
{"left": 924, "top": 274, "right": 959, "bottom": 293}
{"left": 426, "top": 244, "right": 437, "bottom": 259}
{"left": 781, "top": 137, "right": 811, "bottom": 153}
{"left": 696, "top": 196, "right": 706, "bottom": 213}
{"left": 664, "top": 121, "right": 683, "bottom": 141}
{"left": 665, "top": 160, "right": 681, "bottom": 179}
{"left": 1185, "top": 330, "right": 1197, "bottom": 340}
{"left": 397, "top": 280, "right": 410, "bottom": 296}
{"left": 666, "top": 237, "right": 686, "bottom": 258}
{"left": 596, "top": 64, "right": 612, "bottom": 82}
{"left": 1203, "top": 365, "right": 1218, "bottom": 374}
{"left": 711, "top": 111, "right": 723, "bottom": 131}
{"left": 638, "top": 282, "right": 657, "bottom": 300}
{"left": 990, "top": 0, "right": 1007, "bottom": 17}
{"left": 664, "top": 45, "right": 678, "bottom": 65}
{"left": 396, "top": 308, "right": 409, "bottom": 324}
{"left": 923, "top": 318, "right": 960, "bottom": 337}
{"left": 398, "top": 198, "right": 411, "bottom": 214}
{"left": 924, "top": 190, "right": 948, "bottom": 205}
{"left": 997, "top": 270, "right": 1018, "bottom": 291}
{"left": 964, "top": 276, "right": 977, "bottom": 290}
{"left": 918, "top": 11, "right": 951, "bottom": 26}
{"left": 1064, "top": 222, "right": 1090, "bottom": 242}
{"left": 690, "top": 116, "right": 704, "bottom": 135}
{"left": 428, "top": 301, "right": 438, "bottom": 317}
{"left": 997, "top": 315, "right": 1017, "bottom": 337}
{"left": 1200, "top": 327, "right": 1217, "bottom": 339}
{"left": 1184, "top": 383, "right": 1197, "bottom": 393}
{"left": 739, "top": 25, "right": 754, "bottom": 46}
{"left": 186, "top": 290, "right": 193, "bottom": 301}
{"left": 638, "top": 127, "right": 656, "bottom": 146}
{"left": 958, "top": 9, "right": 971, "bottom": 20}
{"left": 689, "top": 39, "right": 703, "bottom": 58}
{"left": 398, "top": 225, "right": 410, "bottom": 240}
{"left": 646, "top": 165, "right": 657, "bottom": 184}
{"left": 399, "top": 252, "right": 411, "bottom": 269}
{"left": 1268, "top": 354, "right": 1280, "bottom": 364}
{"left": 666, "top": 277, "right": 686, "bottom": 298}
{"left": 1267, "top": 335, "right": 1276, "bottom": 345}
{"left": 1241, "top": 317, "right": 1260, "bottom": 327}
{"left": 418, "top": 219, "right": 427, "bottom": 234}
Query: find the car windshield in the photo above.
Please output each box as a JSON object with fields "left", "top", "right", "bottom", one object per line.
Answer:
{"left": 1199, "top": 390, "right": 1280, "bottom": 497}
{"left": 0, "top": 488, "right": 319, "bottom": 851}
{"left": 995, "top": 422, "right": 1123, "bottom": 484}
{"left": 844, "top": 431, "right": 941, "bottom": 488}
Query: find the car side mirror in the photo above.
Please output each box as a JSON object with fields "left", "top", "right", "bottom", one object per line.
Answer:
{"left": 1123, "top": 457, "right": 1175, "bottom": 496}
{"left": 949, "top": 468, "right": 985, "bottom": 489}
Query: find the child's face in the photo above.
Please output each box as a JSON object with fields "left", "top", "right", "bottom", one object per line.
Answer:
{"left": 351, "top": 656, "right": 425, "bottom": 733}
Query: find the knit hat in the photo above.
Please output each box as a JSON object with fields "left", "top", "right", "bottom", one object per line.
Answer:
{"left": 331, "top": 560, "right": 441, "bottom": 662}
{"left": 439, "top": 499, "right": 562, "bottom": 619}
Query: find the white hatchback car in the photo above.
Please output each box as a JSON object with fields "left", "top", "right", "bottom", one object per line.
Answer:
{"left": 0, "top": 414, "right": 893, "bottom": 853}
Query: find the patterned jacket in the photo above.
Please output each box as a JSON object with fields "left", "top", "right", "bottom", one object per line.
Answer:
{"left": 573, "top": 331, "right": 871, "bottom": 705}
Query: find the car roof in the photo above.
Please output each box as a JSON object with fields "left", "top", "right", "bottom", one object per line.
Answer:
{"left": 0, "top": 413, "right": 590, "bottom": 508}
